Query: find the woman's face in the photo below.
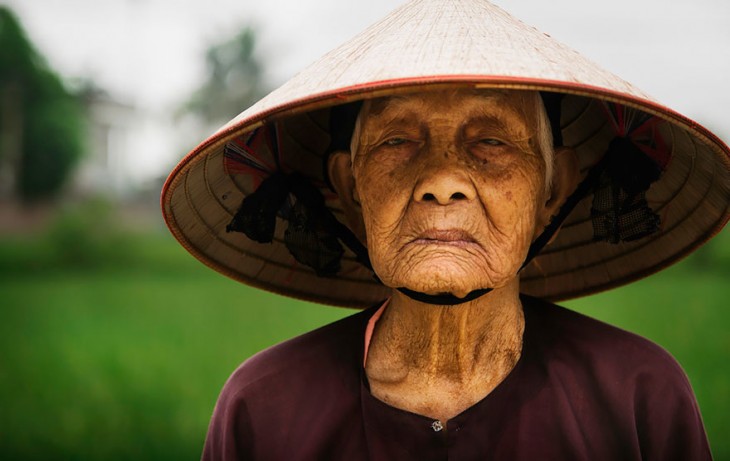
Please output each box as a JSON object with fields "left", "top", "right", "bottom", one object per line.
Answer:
{"left": 350, "top": 89, "right": 550, "bottom": 298}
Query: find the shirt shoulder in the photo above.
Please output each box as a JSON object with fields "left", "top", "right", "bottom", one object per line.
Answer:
{"left": 523, "top": 296, "right": 685, "bottom": 377}
{"left": 202, "top": 306, "right": 376, "bottom": 461}
{"left": 519, "top": 296, "right": 711, "bottom": 460}
{"left": 225, "top": 305, "right": 373, "bottom": 394}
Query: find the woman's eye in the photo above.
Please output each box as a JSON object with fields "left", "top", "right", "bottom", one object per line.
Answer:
{"left": 384, "top": 137, "right": 408, "bottom": 146}
{"left": 479, "top": 138, "right": 504, "bottom": 146}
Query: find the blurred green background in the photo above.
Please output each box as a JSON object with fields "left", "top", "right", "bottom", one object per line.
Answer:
{"left": 1, "top": 3, "right": 728, "bottom": 460}
{"left": 0, "top": 200, "right": 728, "bottom": 460}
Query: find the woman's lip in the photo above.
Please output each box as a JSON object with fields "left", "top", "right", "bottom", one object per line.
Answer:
{"left": 411, "top": 229, "right": 477, "bottom": 244}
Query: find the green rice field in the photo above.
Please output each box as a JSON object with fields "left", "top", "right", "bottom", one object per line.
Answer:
{"left": 0, "top": 215, "right": 728, "bottom": 460}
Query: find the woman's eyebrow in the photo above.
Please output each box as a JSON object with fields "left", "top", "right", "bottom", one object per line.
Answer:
{"left": 464, "top": 114, "right": 528, "bottom": 136}
{"left": 366, "top": 107, "right": 420, "bottom": 130}
{"left": 466, "top": 115, "right": 509, "bottom": 129}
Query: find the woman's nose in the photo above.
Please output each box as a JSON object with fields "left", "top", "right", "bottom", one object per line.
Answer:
{"left": 413, "top": 152, "right": 477, "bottom": 205}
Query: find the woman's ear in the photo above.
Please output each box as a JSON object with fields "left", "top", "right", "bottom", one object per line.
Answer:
{"left": 327, "top": 151, "right": 366, "bottom": 243}
{"left": 536, "top": 146, "right": 580, "bottom": 236}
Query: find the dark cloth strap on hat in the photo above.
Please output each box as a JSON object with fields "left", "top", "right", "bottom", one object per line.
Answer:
{"left": 518, "top": 102, "right": 669, "bottom": 287}
{"left": 591, "top": 136, "right": 662, "bottom": 243}
{"left": 523, "top": 133, "right": 663, "bottom": 267}
{"left": 226, "top": 170, "right": 372, "bottom": 277}
{"left": 223, "top": 124, "right": 371, "bottom": 276}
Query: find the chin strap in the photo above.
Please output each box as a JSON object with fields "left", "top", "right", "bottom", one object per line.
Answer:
{"left": 396, "top": 287, "right": 493, "bottom": 305}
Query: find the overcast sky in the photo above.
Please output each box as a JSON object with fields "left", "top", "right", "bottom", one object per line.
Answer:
{"left": 4, "top": 0, "right": 729, "bottom": 180}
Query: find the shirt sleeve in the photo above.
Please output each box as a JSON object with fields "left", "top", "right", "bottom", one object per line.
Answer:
{"left": 201, "top": 384, "right": 254, "bottom": 461}
{"left": 632, "top": 355, "right": 713, "bottom": 461}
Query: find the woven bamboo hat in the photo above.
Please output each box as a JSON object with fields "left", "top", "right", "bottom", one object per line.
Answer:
{"left": 162, "top": 0, "right": 730, "bottom": 308}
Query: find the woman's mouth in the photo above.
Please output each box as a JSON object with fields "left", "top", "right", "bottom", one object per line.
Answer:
{"left": 410, "top": 229, "right": 478, "bottom": 247}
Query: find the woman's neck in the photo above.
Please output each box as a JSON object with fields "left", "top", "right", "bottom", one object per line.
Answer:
{"left": 365, "top": 279, "right": 525, "bottom": 422}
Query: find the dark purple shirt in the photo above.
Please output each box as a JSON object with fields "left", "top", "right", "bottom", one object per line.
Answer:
{"left": 202, "top": 296, "right": 711, "bottom": 460}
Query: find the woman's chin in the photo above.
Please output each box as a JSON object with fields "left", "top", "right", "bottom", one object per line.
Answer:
{"left": 376, "top": 253, "right": 519, "bottom": 299}
{"left": 394, "top": 269, "right": 494, "bottom": 299}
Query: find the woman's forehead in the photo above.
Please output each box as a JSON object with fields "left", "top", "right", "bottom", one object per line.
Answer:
{"left": 362, "top": 89, "right": 536, "bottom": 129}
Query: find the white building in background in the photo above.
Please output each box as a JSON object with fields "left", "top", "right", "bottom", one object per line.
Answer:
{"left": 74, "top": 88, "right": 137, "bottom": 197}
{"left": 73, "top": 85, "right": 190, "bottom": 203}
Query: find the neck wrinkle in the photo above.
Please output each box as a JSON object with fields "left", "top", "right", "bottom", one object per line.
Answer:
{"left": 370, "top": 281, "right": 525, "bottom": 384}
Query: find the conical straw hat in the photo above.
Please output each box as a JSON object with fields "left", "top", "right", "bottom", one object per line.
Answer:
{"left": 161, "top": 0, "right": 730, "bottom": 308}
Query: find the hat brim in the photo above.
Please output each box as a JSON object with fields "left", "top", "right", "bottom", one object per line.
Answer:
{"left": 162, "top": 76, "right": 730, "bottom": 308}
{"left": 162, "top": 0, "right": 729, "bottom": 307}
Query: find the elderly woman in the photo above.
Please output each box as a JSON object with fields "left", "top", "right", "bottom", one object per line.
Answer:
{"left": 327, "top": 88, "right": 578, "bottom": 418}
{"left": 162, "top": 0, "right": 728, "bottom": 459}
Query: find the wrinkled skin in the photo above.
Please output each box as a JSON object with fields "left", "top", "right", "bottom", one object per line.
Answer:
{"left": 351, "top": 89, "right": 551, "bottom": 297}
{"left": 328, "top": 89, "right": 578, "bottom": 424}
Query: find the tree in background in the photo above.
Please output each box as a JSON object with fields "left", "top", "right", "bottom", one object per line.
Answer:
{"left": 0, "top": 6, "right": 85, "bottom": 203}
{"left": 181, "top": 26, "right": 270, "bottom": 128}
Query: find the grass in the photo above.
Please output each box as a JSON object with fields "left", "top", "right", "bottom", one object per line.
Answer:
{"left": 0, "top": 212, "right": 727, "bottom": 460}
{"left": 0, "top": 270, "right": 346, "bottom": 460}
